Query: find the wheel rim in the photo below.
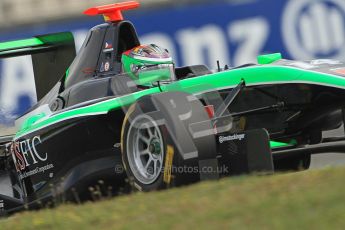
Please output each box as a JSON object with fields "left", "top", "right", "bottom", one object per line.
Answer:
{"left": 126, "top": 115, "right": 164, "bottom": 185}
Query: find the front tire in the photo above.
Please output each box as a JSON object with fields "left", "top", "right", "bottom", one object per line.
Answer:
{"left": 124, "top": 112, "right": 167, "bottom": 190}
{"left": 121, "top": 92, "right": 217, "bottom": 191}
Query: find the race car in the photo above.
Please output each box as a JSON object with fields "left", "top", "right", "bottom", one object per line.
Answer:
{"left": 1, "top": 1, "right": 345, "bottom": 214}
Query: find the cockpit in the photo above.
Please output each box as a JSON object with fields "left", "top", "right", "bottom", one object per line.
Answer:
{"left": 63, "top": 21, "right": 140, "bottom": 89}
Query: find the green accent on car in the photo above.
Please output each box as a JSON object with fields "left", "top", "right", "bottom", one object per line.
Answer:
{"left": 257, "top": 53, "right": 282, "bottom": 65}
{"left": 21, "top": 113, "right": 47, "bottom": 131}
{"left": 65, "top": 68, "right": 70, "bottom": 78}
{"left": 14, "top": 64, "right": 345, "bottom": 139}
{"left": 15, "top": 88, "right": 161, "bottom": 138}
{"left": 270, "top": 139, "right": 297, "bottom": 149}
{"left": 0, "top": 38, "right": 44, "bottom": 51}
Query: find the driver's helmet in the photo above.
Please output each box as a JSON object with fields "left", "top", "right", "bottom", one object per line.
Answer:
{"left": 122, "top": 44, "right": 175, "bottom": 83}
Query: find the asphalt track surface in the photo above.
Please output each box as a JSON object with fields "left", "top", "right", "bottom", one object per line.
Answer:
{"left": 311, "top": 126, "right": 345, "bottom": 169}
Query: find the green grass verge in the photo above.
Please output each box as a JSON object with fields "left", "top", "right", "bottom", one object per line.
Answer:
{"left": 2, "top": 167, "right": 345, "bottom": 229}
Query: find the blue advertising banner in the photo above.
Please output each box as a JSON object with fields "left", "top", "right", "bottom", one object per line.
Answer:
{"left": 0, "top": 0, "right": 344, "bottom": 126}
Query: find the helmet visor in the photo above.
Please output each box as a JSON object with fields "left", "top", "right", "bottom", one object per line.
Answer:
{"left": 131, "top": 63, "right": 175, "bottom": 83}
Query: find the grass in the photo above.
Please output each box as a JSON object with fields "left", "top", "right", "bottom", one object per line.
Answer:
{"left": 2, "top": 167, "right": 345, "bottom": 229}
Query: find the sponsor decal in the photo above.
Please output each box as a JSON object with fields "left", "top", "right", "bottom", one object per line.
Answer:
{"left": 104, "top": 61, "right": 110, "bottom": 71}
{"left": 103, "top": 48, "right": 114, "bottom": 52}
{"left": 103, "top": 41, "right": 114, "bottom": 52}
{"left": 18, "top": 163, "right": 54, "bottom": 180}
{"left": 283, "top": 0, "right": 345, "bottom": 60}
{"left": 163, "top": 145, "right": 174, "bottom": 184}
{"left": 105, "top": 41, "right": 113, "bottom": 49}
{"left": 10, "top": 135, "right": 49, "bottom": 172}
{"left": 218, "top": 133, "right": 245, "bottom": 143}
{"left": 99, "top": 61, "right": 111, "bottom": 72}
{"left": 100, "top": 62, "right": 105, "bottom": 72}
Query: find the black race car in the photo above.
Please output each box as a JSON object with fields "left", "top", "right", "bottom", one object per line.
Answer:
{"left": 0, "top": 1, "right": 344, "bottom": 214}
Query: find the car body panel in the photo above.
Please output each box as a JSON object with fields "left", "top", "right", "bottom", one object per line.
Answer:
{"left": 15, "top": 62, "right": 345, "bottom": 139}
